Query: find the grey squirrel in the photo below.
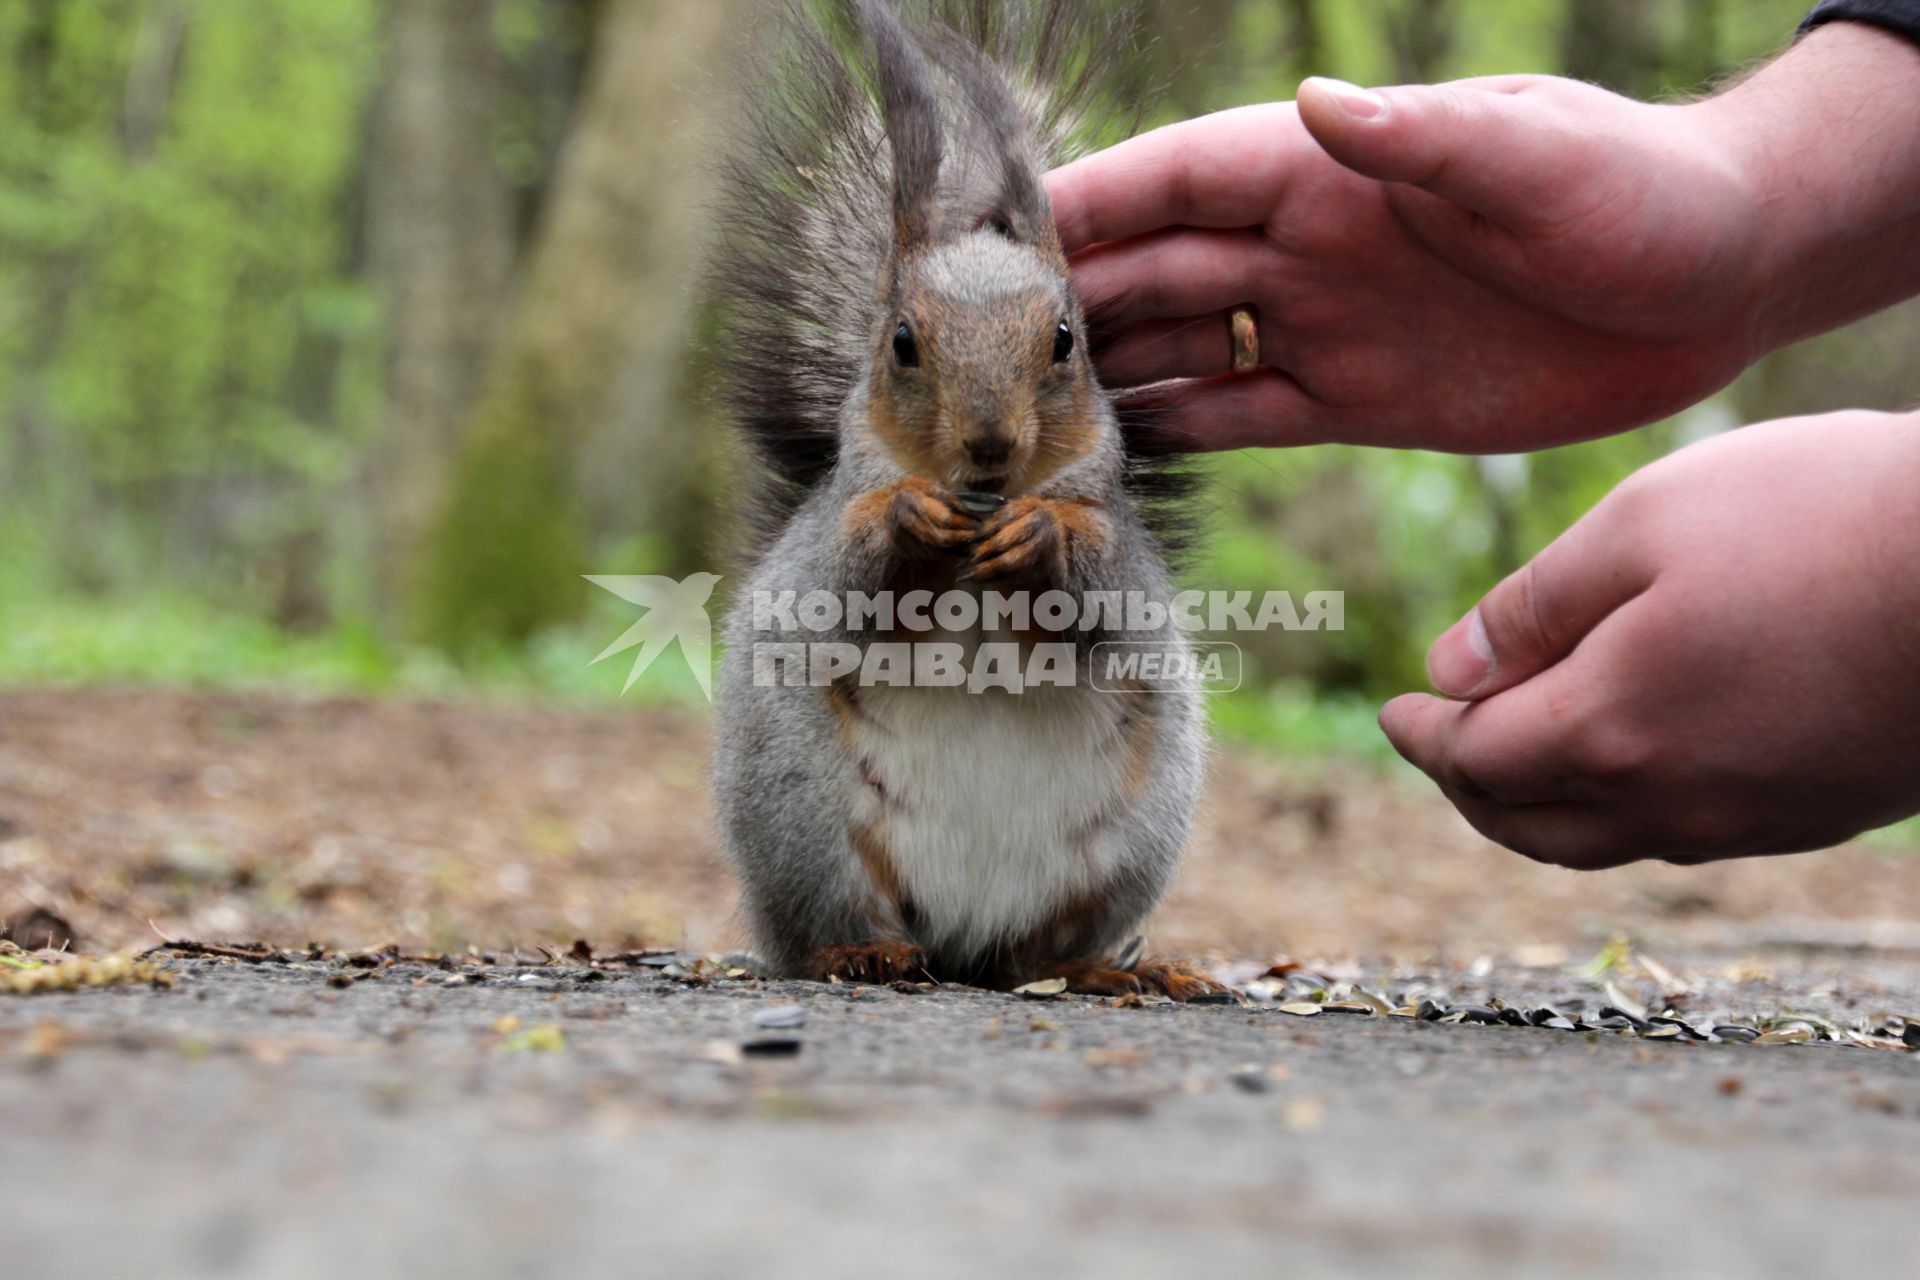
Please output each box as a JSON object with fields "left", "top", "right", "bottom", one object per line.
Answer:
{"left": 710, "top": 0, "right": 1218, "bottom": 998}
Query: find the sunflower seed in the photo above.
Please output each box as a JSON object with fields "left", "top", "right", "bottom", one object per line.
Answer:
{"left": 1712, "top": 1025, "right": 1760, "bottom": 1043}
{"left": 1229, "top": 1065, "right": 1272, "bottom": 1094}
{"left": 954, "top": 490, "right": 1008, "bottom": 516}
{"left": 1755, "top": 1025, "right": 1816, "bottom": 1046}
{"left": 740, "top": 1037, "right": 803, "bottom": 1057}
{"left": 1455, "top": 1005, "right": 1501, "bottom": 1025}
{"left": 1277, "top": 1002, "right": 1323, "bottom": 1017}
{"left": 1014, "top": 978, "right": 1069, "bottom": 997}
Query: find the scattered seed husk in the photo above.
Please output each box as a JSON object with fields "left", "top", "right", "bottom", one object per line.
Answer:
{"left": 1014, "top": 977, "right": 1068, "bottom": 998}
{"left": 1319, "top": 1000, "right": 1374, "bottom": 1015}
{"left": 1603, "top": 982, "right": 1647, "bottom": 1021}
{"left": 1754, "top": 1025, "right": 1816, "bottom": 1046}
{"left": 755, "top": 1004, "right": 807, "bottom": 1030}
{"left": 1455, "top": 1005, "right": 1501, "bottom": 1025}
{"left": 1277, "top": 1002, "right": 1322, "bottom": 1017}
{"left": 1351, "top": 988, "right": 1395, "bottom": 1016}
{"left": 1712, "top": 1025, "right": 1760, "bottom": 1043}
{"left": 1643, "top": 1025, "right": 1684, "bottom": 1041}
{"left": 1905, "top": 1023, "right": 1920, "bottom": 1050}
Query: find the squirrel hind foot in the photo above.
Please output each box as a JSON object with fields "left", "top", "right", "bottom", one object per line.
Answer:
{"left": 1031, "top": 957, "right": 1226, "bottom": 1002}
{"left": 806, "top": 940, "right": 931, "bottom": 985}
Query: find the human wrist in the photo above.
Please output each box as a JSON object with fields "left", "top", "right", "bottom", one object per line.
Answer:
{"left": 1693, "top": 22, "right": 1920, "bottom": 352}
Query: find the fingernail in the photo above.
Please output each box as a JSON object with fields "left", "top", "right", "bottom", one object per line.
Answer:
{"left": 1429, "top": 607, "right": 1493, "bottom": 698}
{"left": 1305, "top": 76, "right": 1388, "bottom": 121}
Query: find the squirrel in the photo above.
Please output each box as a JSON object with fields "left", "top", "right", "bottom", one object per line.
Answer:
{"left": 709, "top": 0, "right": 1219, "bottom": 999}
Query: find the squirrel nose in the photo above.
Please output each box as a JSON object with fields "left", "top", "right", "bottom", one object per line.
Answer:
{"left": 965, "top": 438, "right": 1011, "bottom": 471}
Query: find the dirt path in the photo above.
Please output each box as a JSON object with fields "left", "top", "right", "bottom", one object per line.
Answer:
{"left": 6, "top": 955, "right": 1919, "bottom": 1279}
{"left": 6, "top": 688, "right": 1920, "bottom": 961}
{"left": 7, "top": 689, "right": 1920, "bottom": 1276}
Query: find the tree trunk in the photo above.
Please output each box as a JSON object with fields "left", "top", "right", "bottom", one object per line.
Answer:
{"left": 365, "top": 0, "right": 515, "bottom": 626}
{"left": 413, "top": 0, "right": 737, "bottom": 652}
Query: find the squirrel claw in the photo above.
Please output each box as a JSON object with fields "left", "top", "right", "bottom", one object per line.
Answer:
{"left": 806, "top": 940, "right": 930, "bottom": 985}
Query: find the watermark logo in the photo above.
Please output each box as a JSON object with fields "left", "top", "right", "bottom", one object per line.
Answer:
{"left": 585, "top": 572, "right": 720, "bottom": 700}
{"left": 1090, "top": 641, "right": 1242, "bottom": 693}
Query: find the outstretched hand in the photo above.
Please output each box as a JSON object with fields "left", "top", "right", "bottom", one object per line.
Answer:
{"left": 1379, "top": 410, "right": 1920, "bottom": 867}
{"left": 1045, "top": 24, "right": 1920, "bottom": 455}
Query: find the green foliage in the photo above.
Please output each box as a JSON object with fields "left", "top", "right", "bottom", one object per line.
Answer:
{"left": 0, "top": 0, "right": 1906, "bottom": 785}
{"left": 0, "top": 0, "right": 382, "bottom": 594}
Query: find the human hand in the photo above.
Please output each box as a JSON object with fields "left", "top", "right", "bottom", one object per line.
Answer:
{"left": 1379, "top": 410, "right": 1920, "bottom": 867}
{"left": 1045, "top": 24, "right": 1920, "bottom": 454}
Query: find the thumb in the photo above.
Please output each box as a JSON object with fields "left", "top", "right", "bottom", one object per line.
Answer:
{"left": 1297, "top": 75, "right": 1592, "bottom": 228}
{"left": 1427, "top": 522, "right": 1652, "bottom": 700}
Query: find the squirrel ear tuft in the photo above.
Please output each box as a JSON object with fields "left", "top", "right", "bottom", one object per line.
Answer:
{"left": 917, "top": 24, "right": 1065, "bottom": 270}
{"left": 855, "top": 0, "right": 944, "bottom": 267}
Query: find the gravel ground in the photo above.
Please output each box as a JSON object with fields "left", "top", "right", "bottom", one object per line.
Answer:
{"left": 6, "top": 955, "right": 1920, "bottom": 1280}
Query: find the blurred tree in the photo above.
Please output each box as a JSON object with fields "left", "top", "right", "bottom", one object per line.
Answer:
{"left": 363, "top": 0, "right": 515, "bottom": 626}
{"left": 414, "top": 0, "right": 737, "bottom": 653}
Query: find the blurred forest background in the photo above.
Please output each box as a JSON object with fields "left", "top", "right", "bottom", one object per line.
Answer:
{"left": 3, "top": 0, "right": 1917, "bottom": 755}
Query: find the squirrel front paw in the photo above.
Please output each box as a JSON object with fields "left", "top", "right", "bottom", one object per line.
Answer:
{"left": 845, "top": 477, "right": 977, "bottom": 562}
{"left": 966, "top": 496, "right": 1108, "bottom": 587}
{"left": 806, "top": 940, "right": 931, "bottom": 984}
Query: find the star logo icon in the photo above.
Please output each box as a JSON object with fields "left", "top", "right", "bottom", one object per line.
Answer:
{"left": 584, "top": 572, "right": 721, "bottom": 700}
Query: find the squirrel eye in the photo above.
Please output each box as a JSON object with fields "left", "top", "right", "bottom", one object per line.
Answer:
{"left": 892, "top": 322, "right": 919, "bottom": 368}
{"left": 1051, "top": 320, "right": 1074, "bottom": 364}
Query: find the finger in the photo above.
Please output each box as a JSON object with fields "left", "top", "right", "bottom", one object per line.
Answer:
{"left": 1070, "top": 227, "right": 1277, "bottom": 324}
{"left": 1296, "top": 75, "right": 1601, "bottom": 230}
{"left": 1097, "top": 314, "right": 1261, "bottom": 387}
{"left": 1425, "top": 502, "right": 1654, "bottom": 699}
{"left": 1045, "top": 104, "right": 1304, "bottom": 253}
{"left": 1441, "top": 788, "right": 1641, "bottom": 870}
{"left": 1379, "top": 693, "right": 1567, "bottom": 806}
{"left": 1112, "top": 371, "right": 1328, "bottom": 453}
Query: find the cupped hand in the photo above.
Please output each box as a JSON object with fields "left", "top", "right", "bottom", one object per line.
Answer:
{"left": 1046, "top": 74, "right": 1767, "bottom": 453}
{"left": 1379, "top": 410, "right": 1920, "bottom": 867}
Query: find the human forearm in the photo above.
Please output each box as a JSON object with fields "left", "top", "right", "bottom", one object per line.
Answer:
{"left": 1695, "top": 21, "right": 1920, "bottom": 350}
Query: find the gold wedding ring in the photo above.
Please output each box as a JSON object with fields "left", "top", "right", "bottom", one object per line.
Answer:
{"left": 1229, "top": 306, "right": 1259, "bottom": 373}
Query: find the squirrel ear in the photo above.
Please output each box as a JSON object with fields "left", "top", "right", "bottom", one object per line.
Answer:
{"left": 981, "top": 165, "right": 1066, "bottom": 268}
{"left": 918, "top": 25, "right": 1066, "bottom": 270}
{"left": 855, "top": 0, "right": 944, "bottom": 265}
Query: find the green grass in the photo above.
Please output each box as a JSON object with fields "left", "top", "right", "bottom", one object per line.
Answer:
{"left": 4, "top": 587, "right": 1916, "bottom": 850}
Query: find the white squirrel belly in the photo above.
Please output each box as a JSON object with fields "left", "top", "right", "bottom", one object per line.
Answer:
{"left": 848, "top": 679, "right": 1133, "bottom": 958}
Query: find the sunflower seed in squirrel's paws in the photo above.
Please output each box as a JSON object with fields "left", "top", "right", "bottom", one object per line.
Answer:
{"left": 954, "top": 490, "right": 1007, "bottom": 517}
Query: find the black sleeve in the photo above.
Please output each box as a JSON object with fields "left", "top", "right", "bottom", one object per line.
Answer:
{"left": 1801, "top": 0, "right": 1920, "bottom": 49}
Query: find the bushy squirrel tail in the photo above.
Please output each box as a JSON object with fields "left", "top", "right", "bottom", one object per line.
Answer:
{"left": 709, "top": 0, "right": 1155, "bottom": 525}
